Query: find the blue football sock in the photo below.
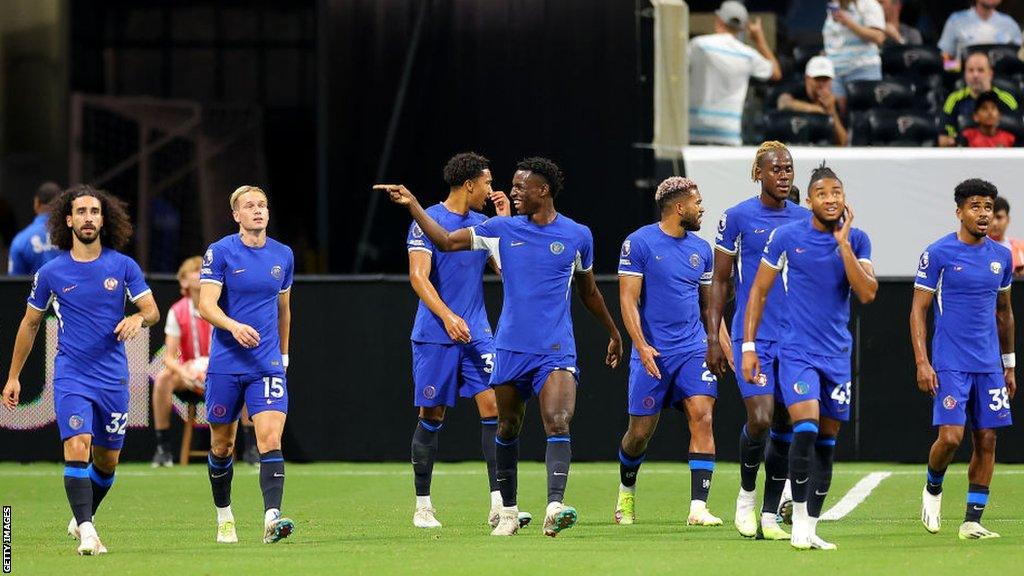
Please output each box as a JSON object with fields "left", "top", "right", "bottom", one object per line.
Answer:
{"left": 965, "top": 484, "right": 989, "bottom": 523}
{"left": 88, "top": 463, "right": 115, "bottom": 514}
{"left": 207, "top": 452, "right": 234, "bottom": 508}
{"left": 259, "top": 450, "right": 286, "bottom": 512}
{"left": 546, "top": 435, "right": 572, "bottom": 503}
{"left": 926, "top": 466, "right": 945, "bottom": 496}
{"left": 789, "top": 420, "right": 818, "bottom": 504}
{"left": 411, "top": 419, "right": 441, "bottom": 497}
{"left": 618, "top": 447, "right": 646, "bottom": 488}
{"left": 762, "top": 428, "right": 792, "bottom": 514}
{"left": 739, "top": 425, "right": 766, "bottom": 492}
{"left": 689, "top": 453, "right": 715, "bottom": 502}
{"left": 64, "top": 461, "right": 93, "bottom": 525}
{"left": 495, "top": 435, "right": 519, "bottom": 507}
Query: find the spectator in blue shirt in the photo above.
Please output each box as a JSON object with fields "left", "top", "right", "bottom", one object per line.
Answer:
{"left": 938, "top": 1, "right": 1022, "bottom": 70}
{"left": 7, "top": 181, "right": 61, "bottom": 275}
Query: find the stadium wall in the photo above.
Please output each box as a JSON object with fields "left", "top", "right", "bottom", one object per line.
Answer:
{"left": 1, "top": 276, "right": 1022, "bottom": 464}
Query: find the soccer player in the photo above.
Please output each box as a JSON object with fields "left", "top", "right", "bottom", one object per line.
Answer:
{"left": 7, "top": 181, "right": 61, "bottom": 275}
{"left": 405, "top": 152, "right": 526, "bottom": 529}
{"left": 742, "top": 162, "right": 877, "bottom": 550}
{"left": 377, "top": 157, "right": 623, "bottom": 537}
{"left": 613, "top": 177, "right": 722, "bottom": 527}
{"left": 2, "top": 185, "right": 159, "bottom": 555}
{"left": 910, "top": 178, "right": 1014, "bottom": 540}
{"left": 198, "top": 185, "right": 294, "bottom": 544}
{"left": 150, "top": 256, "right": 214, "bottom": 467}
{"left": 707, "top": 141, "right": 809, "bottom": 540}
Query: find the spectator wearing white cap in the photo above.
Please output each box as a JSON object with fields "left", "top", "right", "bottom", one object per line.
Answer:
{"left": 823, "top": 0, "right": 886, "bottom": 115}
{"left": 689, "top": 0, "right": 782, "bottom": 146}
{"left": 776, "top": 56, "right": 848, "bottom": 146}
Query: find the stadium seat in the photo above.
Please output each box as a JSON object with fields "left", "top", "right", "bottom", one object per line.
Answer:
{"left": 762, "top": 111, "right": 833, "bottom": 145}
{"left": 766, "top": 80, "right": 804, "bottom": 111}
{"left": 179, "top": 403, "right": 211, "bottom": 466}
{"left": 845, "top": 79, "right": 915, "bottom": 111}
{"left": 859, "top": 109, "right": 937, "bottom": 146}
{"left": 881, "top": 45, "right": 942, "bottom": 77}
{"left": 994, "top": 55, "right": 1024, "bottom": 78}
{"left": 967, "top": 43, "right": 1022, "bottom": 70}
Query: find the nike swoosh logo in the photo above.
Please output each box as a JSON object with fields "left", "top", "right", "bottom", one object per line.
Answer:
{"left": 497, "top": 478, "right": 507, "bottom": 482}
{"left": 815, "top": 490, "right": 829, "bottom": 496}
{"left": 655, "top": 255, "right": 663, "bottom": 260}
{"left": 795, "top": 478, "right": 808, "bottom": 485}
{"left": 211, "top": 472, "right": 228, "bottom": 479}
{"left": 233, "top": 269, "right": 246, "bottom": 274}
{"left": 972, "top": 505, "right": 984, "bottom": 511}
{"left": 743, "top": 463, "right": 759, "bottom": 468}
{"left": 553, "top": 472, "right": 568, "bottom": 476}
{"left": 771, "top": 476, "right": 787, "bottom": 481}
{"left": 510, "top": 242, "right": 525, "bottom": 247}
{"left": 795, "top": 248, "right": 807, "bottom": 254}
{"left": 754, "top": 229, "right": 767, "bottom": 234}
{"left": 63, "top": 284, "right": 77, "bottom": 293}
{"left": 273, "top": 472, "right": 285, "bottom": 478}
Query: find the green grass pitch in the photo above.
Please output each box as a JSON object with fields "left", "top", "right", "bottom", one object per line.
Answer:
{"left": 2, "top": 461, "right": 1022, "bottom": 575}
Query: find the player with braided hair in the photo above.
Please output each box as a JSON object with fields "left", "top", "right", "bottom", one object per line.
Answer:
{"left": 708, "top": 141, "right": 810, "bottom": 540}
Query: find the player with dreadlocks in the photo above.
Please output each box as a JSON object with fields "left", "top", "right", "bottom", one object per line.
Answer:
{"left": 707, "top": 141, "right": 809, "bottom": 540}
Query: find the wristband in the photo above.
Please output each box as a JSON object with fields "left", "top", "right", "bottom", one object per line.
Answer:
{"left": 741, "top": 342, "right": 756, "bottom": 353}
{"left": 1002, "top": 353, "right": 1015, "bottom": 369}
{"left": 282, "top": 354, "right": 290, "bottom": 368}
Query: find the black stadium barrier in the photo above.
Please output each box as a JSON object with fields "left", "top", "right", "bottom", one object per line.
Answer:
{"left": 1, "top": 276, "right": 1021, "bottom": 463}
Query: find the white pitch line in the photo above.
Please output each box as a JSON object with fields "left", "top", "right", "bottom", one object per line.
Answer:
{"left": 821, "top": 471, "right": 891, "bottom": 521}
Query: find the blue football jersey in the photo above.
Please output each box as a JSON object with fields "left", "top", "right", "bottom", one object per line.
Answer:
{"left": 469, "top": 214, "right": 593, "bottom": 355}
{"left": 27, "top": 249, "right": 151, "bottom": 386}
{"left": 8, "top": 214, "right": 59, "bottom": 275}
{"left": 201, "top": 234, "right": 294, "bottom": 375}
{"left": 761, "top": 217, "right": 872, "bottom": 357}
{"left": 915, "top": 233, "right": 1012, "bottom": 373}
{"left": 407, "top": 203, "right": 492, "bottom": 344}
{"left": 618, "top": 223, "right": 713, "bottom": 358}
{"left": 716, "top": 196, "right": 809, "bottom": 342}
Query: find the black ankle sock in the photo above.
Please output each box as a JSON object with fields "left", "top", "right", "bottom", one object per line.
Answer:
{"left": 411, "top": 418, "right": 441, "bottom": 497}
{"left": 926, "top": 465, "right": 946, "bottom": 496}
{"left": 762, "top": 428, "right": 791, "bottom": 514}
{"left": 495, "top": 435, "right": 519, "bottom": 507}
{"left": 689, "top": 452, "right": 715, "bottom": 502}
{"left": 207, "top": 453, "right": 234, "bottom": 508}
{"left": 546, "top": 435, "right": 572, "bottom": 503}
{"left": 965, "top": 484, "right": 989, "bottom": 523}
{"left": 618, "top": 447, "right": 645, "bottom": 488}
{"left": 808, "top": 435, "right": 836, "bottom": 517}
{"left": 88, "top": 464, "right": 115, "bottom": 514}
{"left": 63, "top": 461, "right": 93, "bottom": 525}
{"left": 739, "top": 425, "right": 766, "bottom": 492}
{"left": 481, "top": 418, "right": 498, "bottom": 492}
{"left": 789, "top": 420, "right": 818, "bottom": 504}
{"left": 259, "top": 450, "right": 285, "bottom": 511}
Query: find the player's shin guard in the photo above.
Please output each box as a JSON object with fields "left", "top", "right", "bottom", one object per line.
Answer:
{"left": 87, "top": 464, "right": 115, "bottom": 514}
{"left": 546, "top": 435, "right": 572, "bottom": 504}
{"left": 481, "top": 418, "right": 499, "bottom": 492}
{"left": 762, "top": 428, "right": 792, "bottom": 514}
{"left": 926, "top": 466, "right": 946, "bottom": 496}
{"left": 808, "top": 436, "right": 836, "bottom": 518}
{"left": 411, "top": 419, "right": 442, "bottom": 497}
{"left": 259, "top": 450, "right": 285, "bottom": 512}
{"left": 739, "top": 425, "right": 766, "bottom": 492}
{"left": 689, "top": 453, "right": 715, "bottom": 503}
{"left": 495, "top": 435, "right": 519, "bottom": 507}
{"left": 63, "top": 461, "right": 93, "bottom": 525}
{"left": 789, "top": 420, "right": 818, "bottom": 504}
{"left": 965, "top": 484, "right": 989, "bottom": 522}
{"left": 207, "top": 453, "right": 234, "bottom": 508}
{"left": 619, "top": 447, "right": 645, "bottom": 489}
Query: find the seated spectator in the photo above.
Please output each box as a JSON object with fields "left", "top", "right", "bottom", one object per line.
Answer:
{"left": 938, "top": 0, "right": 1022, "bottom": 70}
{"left": 939, "top": 51, "right": 1019, "bottom": 146}
{"left": 689, "top": 1, "right": 782, "bottom": 145}
{"left": 823, "top": 0, "right": 887, "bottom": 115}
{"left": 776, "top": 56, "right": 849, "bottom": 145}
{"left": 880, "top": 0, "right": 922, "bottom": 46}
{"left": 958, "top": 91, "right": 1016, "bottom": 147}
{"left": 989, "top": 196, "right": 1024, "bottom": 276}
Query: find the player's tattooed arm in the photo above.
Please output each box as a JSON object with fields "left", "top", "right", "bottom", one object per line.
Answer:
{"left": 909, "top": 288, "right": 938, "bottom": 398}
{"left": 199, "top": 282, "right": 261, "bottom": 349}
{"left": 115, "top": 293, "right": 159, "bottom": 341}
{"left": 996, "top": 289, "right": 1016, "bottom": 399}
{"left": 3, "top": 306, "right": 45, "bottom": 410}
{"left": 742, "top": 263, "right": 778, "bottom": 384}
{"left": 408, "top": 250, "right": 471, "bottom": 343}
{"left": 834, "top": 206, "right": 877, "bottom": 304}
{"left": 376, "top": 184, "right": 473, "bottom": 251}
{"left": 619, "top": 274, "right": 659, "bottom": 379}
{"left": 576, "top": 269, "right": 622, "bottom": 369}
{"left": 706, "top": 249, "right": 734, "bottom": 377}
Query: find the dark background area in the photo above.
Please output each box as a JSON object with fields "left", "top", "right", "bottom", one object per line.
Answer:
{"left": 2, "top": 277, "right": 1021, "bottom": 463}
